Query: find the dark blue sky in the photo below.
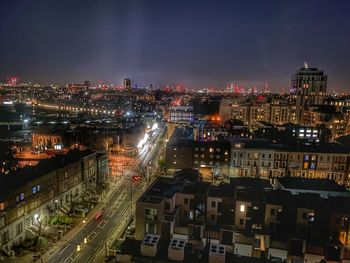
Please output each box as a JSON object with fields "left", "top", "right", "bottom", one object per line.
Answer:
{"left": 1, "top": 0, "right": 350, "bottom": 91}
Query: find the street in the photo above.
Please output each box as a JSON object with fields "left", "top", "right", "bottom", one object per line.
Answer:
{"left": 46, "top": 126, "right": 166, "bottom": 263}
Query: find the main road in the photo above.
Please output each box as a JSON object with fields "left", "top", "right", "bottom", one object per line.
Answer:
{"left": 46, "top": 126, "right": 166, "bottom": 263}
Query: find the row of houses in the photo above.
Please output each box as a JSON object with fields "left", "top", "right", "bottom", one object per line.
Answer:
{"left": 0, "top": 149, "right": 108, "bottom": 255}
{"left": 133, "top": 175, "right": 350, "bottom": 262}
{"left": 219, "top": 97, "right": 350, "bottom": 142}
{"left": 166, "top": 127, "right": 350, "bottom": 186}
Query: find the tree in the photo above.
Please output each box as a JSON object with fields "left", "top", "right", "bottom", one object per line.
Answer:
{"left": 158, "top": 158, "right": 166, "bottom": 170}
{"left": 33, "top": 218, "right": 46, "bottom": 247}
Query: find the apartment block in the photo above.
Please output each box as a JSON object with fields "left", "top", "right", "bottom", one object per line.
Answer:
{"left": 133, "top": 176, "right": 350, "bottom": 262}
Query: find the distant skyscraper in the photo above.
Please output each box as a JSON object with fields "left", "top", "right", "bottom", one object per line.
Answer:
{"left": 292, "top": 63, "right": 327, "bottom": 123}
{"left": 83, "top": 80, "right": 90, "bottom": 88}
{"left": 123, "top": 78, "right": 131, "bottom": 91}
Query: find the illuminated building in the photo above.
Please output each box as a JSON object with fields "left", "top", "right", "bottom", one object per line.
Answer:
{"left": 292, "top": 64, "right": 328, "bottom": 124}
{"left": 123, "top": 78, "right": 131, "bottom": 91}
{"left": 130, "top": 176, "right": 350, "bottom": 262}
{"left": 0, "top": 149, "right": 106, "bottom": 252}
{"left": 169, "top": 105, "right": 194, "bottom": 123}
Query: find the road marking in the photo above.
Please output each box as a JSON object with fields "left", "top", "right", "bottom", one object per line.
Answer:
{"left": 113, "top": 201, "right": 121, "bottom": 208}
{"left": 63, "top": 254, "right": 73, "bottom": 263}
{"left": 59, "top": 243, "right": 71, "bottom": 254}
{"left": 107, "top": 210, "right": 116, "bottom": 217}
{"left": 98, "top": 219, "right": 108, "bottom": 229}
{"left": 87, "top": 231, "right": 97, "bottom": 242}
{"left": 71, "top": 254, "right": 78, "bottom": 262}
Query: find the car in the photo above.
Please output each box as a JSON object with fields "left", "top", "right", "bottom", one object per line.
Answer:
{"left": 95, "top": 211, "right": 103, "bottom": 220}
{"left": 132, "top": 175, "right": 141, "bottom": 181}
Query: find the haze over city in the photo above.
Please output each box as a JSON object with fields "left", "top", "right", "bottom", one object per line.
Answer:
{"left": 1, "top": 0, "right": 350, "bottom": 91}
{"left": 2, "top": 1, "right": 350, "bottom": 263}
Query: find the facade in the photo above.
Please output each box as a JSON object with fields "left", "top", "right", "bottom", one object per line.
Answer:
{"left": 302, "top": 105, "right": 347, "bottom": 140}
{"left": 219, "top": 98, "right": 291, "bottom": 127}
{"left": 193, "top": 141, "right": 231, "bottom": 179}
{"left": 229, "top": 138, "right": 350, "bottom": 185}
{"left": 32, "top": 132, "right": 63, "bottom": 150}
{"left": 169, "top": 105, "right": 194, "bottom": 123}
{"left": 135, "top": 176, "right": 350, "bottom": 262}
{"left": 291, "top": 65, "right": 327, "bottom": 124}
{"left": 123, "top": 78, "right": 131, "bottom": 91}
{"left": 165, "top": 127, "right": 194, "bottom": 173}
{"left": 0, "top": 149, "right": 104, "bottom": 254}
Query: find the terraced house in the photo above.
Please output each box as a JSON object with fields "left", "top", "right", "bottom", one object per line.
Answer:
{"left": 0, "top": 149, "right": 106, "bottom": 255}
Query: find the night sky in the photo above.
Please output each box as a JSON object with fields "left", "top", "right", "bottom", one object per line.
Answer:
{"left": 1, "top": 0, "right": 350, "bottom": 91}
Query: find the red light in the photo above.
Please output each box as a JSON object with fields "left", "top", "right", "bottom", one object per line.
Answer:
{"left": 95, "top": 211, "right": 103, "bottom": 220}
{"left": 132, "top": 175, "right": 141, "bottom": 181}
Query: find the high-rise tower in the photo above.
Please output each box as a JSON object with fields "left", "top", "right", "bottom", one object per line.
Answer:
{"left": 291, "top": 63, "right": 327, "bottom": 123}
{"left": 123, "top": 78, "right": 131, "bottom": 91}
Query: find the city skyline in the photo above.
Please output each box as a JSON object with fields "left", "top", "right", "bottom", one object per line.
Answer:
{"left": 1, "top": 0, "right": 350, "bottom": 91}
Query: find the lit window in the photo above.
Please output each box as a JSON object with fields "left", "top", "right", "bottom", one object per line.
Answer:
{"left": 19, "top": 193, "right": 24, "bottom": 201}
{"left": 32, "top": 186, "right": 37, "bottom": 194}
{"left": 0, "top": 202, "right": 5, "bottom": 211}
{"left": 240, "top": 205, "right": 245, "bottom": 212}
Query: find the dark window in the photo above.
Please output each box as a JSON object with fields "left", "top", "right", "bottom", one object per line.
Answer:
{"left": 335, "top": 216, "right": 340, "bottom": 224}
{"left": 218, "top": 202, "right": 222, "bottom": 213}
{"left": 184, "top": 198, "right": 188, "bottom": 204}
{"left": 211, "top": 201, "right": 216, "bottom": 208}
{"left": 211, "top": 214, "right": 215, "bottom": 221}
{"left": 239, "top": 218, "right": 244, "bottom": 225}
{"left": 302, "top": 212, "right": 307, "bottom": 220}
{"left": 270, "top": 209, "right": 275, "bottom": 216}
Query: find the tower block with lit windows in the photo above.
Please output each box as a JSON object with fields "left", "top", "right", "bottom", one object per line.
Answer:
{"left": 291, "top": 63, "right": 327, "bottom": 124}
{"left": 123, "top": 78, "right": 131, "bottom": 91}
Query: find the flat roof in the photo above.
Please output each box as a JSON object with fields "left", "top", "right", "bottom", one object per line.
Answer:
{"left": 277, "top": 177, "right": 348, "bottom": 192}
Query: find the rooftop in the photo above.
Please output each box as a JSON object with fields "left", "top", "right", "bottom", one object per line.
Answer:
{"left": 168, "top": 126, "right": 194, "bottom": 146}
{"left": 277, "top": 177, "right": 348, "bottom": 193}
{"left": 0, "top": 148, "right": 95, "bottom": 200}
